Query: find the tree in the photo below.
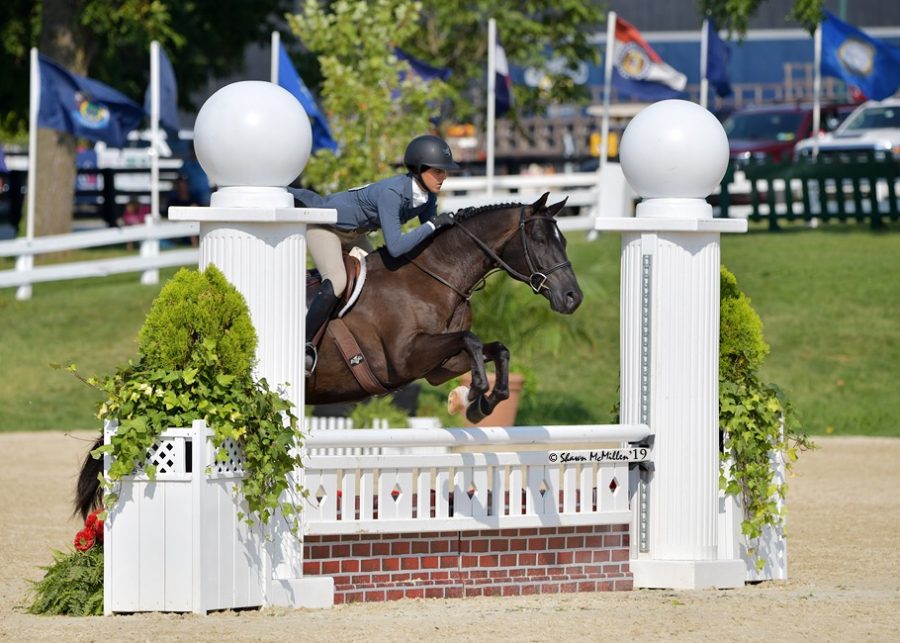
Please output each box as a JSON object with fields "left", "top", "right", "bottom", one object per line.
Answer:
{"left": 702, "top": 0, "right": 825, "bottom": 37}
{"left": 287, "top": 0, "right": 454, "bottom": 192}
{"left": 0, "top": 0, "right": 293, "bottom": 236}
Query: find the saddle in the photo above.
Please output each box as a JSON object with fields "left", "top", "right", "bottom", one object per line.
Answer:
{"left": 306, "top": 252, "right": 388, "bottom": 395}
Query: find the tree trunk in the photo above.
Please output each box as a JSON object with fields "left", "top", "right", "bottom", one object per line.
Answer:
{"left": 33, "top": 0, "right": 91, "bottom": 236}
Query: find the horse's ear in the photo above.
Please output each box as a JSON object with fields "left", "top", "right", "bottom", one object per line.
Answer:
{"left": 547, "top": 197, "right": 569, "bottom": 218}
{"left": 531, "top": 192, "right": 550, "bottom": 212}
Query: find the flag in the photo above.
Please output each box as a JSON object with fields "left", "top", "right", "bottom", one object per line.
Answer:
{"left": 0, "top": 148, "right": 7, "bottom": 173}
{"left": 705, "top": 19, "right": 733, "bottom": 97}
{"left": 611, "top": 17, "right": 687, "bottom": 101}
{"left": 276, "top": 43, "right": 337, "bottom": 152}
{"left": 144, "top": 46, "right": 180, "bottom": 133}
{"left": 37, "top": 54, "right": 144, "bottom": 148}
{"left": 494, "top": 39, "right": 513, "bottom": 117}
{"left": 820, "top": 11, "right": 900, "bottom": 101}
{"left": 395, "top": 47, "right": 452, "bottom": 82}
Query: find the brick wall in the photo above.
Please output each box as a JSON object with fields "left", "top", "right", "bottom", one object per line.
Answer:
{"left": 303, "top": 525, "right": 631, "bottom": 604}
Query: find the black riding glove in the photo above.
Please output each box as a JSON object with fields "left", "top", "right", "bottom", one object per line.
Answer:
{"left": 432, "top": 212, "right": 456, "bottom": 230}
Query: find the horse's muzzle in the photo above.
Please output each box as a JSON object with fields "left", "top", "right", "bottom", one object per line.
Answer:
{"left": 549, "top": 283, "right": 583, "bottom": 314}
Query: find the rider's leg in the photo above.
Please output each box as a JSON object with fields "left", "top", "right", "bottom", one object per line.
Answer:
{"left": 306, "top": 226, "right": 348, "bottom": 375}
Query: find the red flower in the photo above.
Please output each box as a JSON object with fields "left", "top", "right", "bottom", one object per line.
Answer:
{"left": 86, "top": 509, "right": 105, "bottom": 542}
{"left": 74, "top": 528, "right": 95, "bottom": 552}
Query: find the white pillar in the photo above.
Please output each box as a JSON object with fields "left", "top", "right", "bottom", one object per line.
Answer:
{"left": 169, "top": 81, "right": 335, "bottom": 608}
{"left": 597, "top": 100, "right": 748, "bottom": 589}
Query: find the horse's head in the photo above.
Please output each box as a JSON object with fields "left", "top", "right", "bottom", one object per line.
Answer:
{"left": 501, "top": 192, "right": 583, "bottom": 314}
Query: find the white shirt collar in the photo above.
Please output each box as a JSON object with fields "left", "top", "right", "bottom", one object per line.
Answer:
{"left": 411, "top": 176, "right": 429, "bottom": 207}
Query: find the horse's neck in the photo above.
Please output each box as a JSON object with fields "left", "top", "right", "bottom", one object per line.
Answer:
{"left": 425, "top": 211, "right": 519, "bottom": 291}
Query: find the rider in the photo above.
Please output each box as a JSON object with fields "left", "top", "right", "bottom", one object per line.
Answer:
{"left": 290, "top": 134, "right": 460, "bottom": 375}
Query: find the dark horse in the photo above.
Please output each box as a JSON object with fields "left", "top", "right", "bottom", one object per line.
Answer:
{"left": 75, "top": 193, "right": 582, "bottom": 519}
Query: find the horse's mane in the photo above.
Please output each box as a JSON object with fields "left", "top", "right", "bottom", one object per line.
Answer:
{"left": 450, "top": 201, "right": 525, "bottom": 222}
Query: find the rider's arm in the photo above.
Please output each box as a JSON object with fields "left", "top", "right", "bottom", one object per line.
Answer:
{"left": 378, "top": 189, "right": 435, "bottom": 257}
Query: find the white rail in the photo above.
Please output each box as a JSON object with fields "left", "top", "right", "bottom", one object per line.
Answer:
{"left": 302, "top": 424, "right": 650, "bottom": 535}
{"left": 0, "top": 219, "right": 199, "bottom": 299}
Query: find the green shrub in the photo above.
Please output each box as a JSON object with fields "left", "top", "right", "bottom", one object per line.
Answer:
{"left": 78, "top": 266, "right": 303, "bottom": 534}
{"left": 28, "top": 547, "right": 104, "bottom": 616}
{"left": 719, "top": 266, "right": 812, "bottom": 567}
{"left": 137, "top": 265, "right": 257, "bottom": 376}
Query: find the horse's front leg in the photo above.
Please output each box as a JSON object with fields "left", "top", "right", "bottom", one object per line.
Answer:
{"left": 478, "top": 341, "right": 511, "bottom": 415}
{"left": 411, "top": 331, "right": 491, "bottom": 400}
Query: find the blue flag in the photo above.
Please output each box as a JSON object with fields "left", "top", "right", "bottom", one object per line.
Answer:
{"left": 277, "top": 43, "right": 337, "bottom": 153}
{"left": 394, "top": 48, "right": 452, "bottom": 82}
{"left": 37, "top": 54, "right": 145, "bottom": 148}
{"left": 144, "top": 46, "right": 180, "bottom": 133}
{"left": 494, "top": 40, "right": 513, "bottom": 117}
{"left": 0, "top": 147, "right": 7, "bottom": 173}
{"left": 821, "top": 11, "right": 900, "bottom": 101}
{"left": 705, "top": 19, "right": 733, "bottom": 98}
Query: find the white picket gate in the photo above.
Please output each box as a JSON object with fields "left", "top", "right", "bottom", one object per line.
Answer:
{"left": 102, "top": 420, "right": 264, "bottom": 615}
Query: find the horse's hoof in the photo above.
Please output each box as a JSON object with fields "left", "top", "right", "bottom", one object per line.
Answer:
{"left": 447, "top": 386, "right": 470, "bottom": 415}
{"left": 465, "top": 396, "right": 492, "bottom": 424}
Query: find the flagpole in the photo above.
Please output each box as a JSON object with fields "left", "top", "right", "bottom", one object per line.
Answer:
{"left": 150, "top": 41, "right": 161, "bottom": 222}
{"left": 599, "top": 11, "right": 616, "bottom": 174}
{"left": 26, "top": 48, "right": 38, "bottom": 242}
{"left": 271, "top": 31, "right": 280, "bottom": 83}
{"left": 700, "top": 18, "right": 710, "bottom": 109}
{"left": 486, "top": 18, "right": 497, "bottom": 197}
{"left": 812, "top": 22, "right": 822, "bottom": 159}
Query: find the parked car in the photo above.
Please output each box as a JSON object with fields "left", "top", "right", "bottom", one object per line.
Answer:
{"left": 723, "top": 103, "right": 855, "bottom": 164}
{"left": 793, "top": 98, "right": 900, "bottom": 161}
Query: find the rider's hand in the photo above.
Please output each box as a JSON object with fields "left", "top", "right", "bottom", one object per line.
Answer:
{"left": 432, "top": 211, "right": 455, "bottom": 230}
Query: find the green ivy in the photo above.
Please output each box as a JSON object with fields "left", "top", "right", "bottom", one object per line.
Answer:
{"left": 719, "top": 266, "right": 813, "bottom": 568}
{"left": 70, "top": 266, "right": 305, "bottom": 534}
{"left": 349, "top": 395, "right": 410, "bottom": 429}
{"left": 28, "top": 547, "right": 104, "bottom": 616}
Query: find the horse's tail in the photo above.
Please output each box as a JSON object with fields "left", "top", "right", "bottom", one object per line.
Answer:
{"left": 75, "top": 435, "right": 104, "bottom": 520}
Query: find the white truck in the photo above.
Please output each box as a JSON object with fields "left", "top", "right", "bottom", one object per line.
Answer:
{"left": 793, "top": 98, "right": 900, "bottom": 161}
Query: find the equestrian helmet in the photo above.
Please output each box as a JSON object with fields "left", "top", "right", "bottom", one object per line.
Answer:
{"left": 404, "top": 135, "right": 460, "bottom": 173}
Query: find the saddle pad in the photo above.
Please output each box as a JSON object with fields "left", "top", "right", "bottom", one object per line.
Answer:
{"left": 337, "top": 254, "right": 366, "bottom": 318}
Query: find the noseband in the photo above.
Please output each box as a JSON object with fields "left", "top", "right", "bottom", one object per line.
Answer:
{"left": 454, "top": 206, "right": 571, "bottom": 295}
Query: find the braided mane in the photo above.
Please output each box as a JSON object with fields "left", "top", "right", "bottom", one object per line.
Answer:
{"left": 449, "top": 202, "right": 525, "bottom": 222}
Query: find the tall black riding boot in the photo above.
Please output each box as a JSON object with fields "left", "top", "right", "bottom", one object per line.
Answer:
{"left": 305, "top": 280, "right": 340, "bottom": 375}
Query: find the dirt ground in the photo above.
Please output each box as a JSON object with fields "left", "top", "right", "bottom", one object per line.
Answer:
{"left": 1, "top": 431, "right": 898, "bottom": 642}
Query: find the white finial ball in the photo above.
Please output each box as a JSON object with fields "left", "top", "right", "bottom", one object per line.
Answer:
{"left": 619, "top": 99, "right": 729, "bottom": 199}
{"left": 193, "top": 81, "right": 312, "bottom": 188}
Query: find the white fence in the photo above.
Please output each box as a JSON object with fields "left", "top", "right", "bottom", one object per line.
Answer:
{"left": 0, "top": 219, "right": 199, "bottom": 300}
{"left": 301, "top": 424, "right": 650, "bottom": 535}
{"left": 439, "top": 165, "right": 636, "bottom": 231}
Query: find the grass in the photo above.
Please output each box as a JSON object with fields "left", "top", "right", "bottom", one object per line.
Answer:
{"left": 1, "top": 223, "right": 898, "bottom": 437}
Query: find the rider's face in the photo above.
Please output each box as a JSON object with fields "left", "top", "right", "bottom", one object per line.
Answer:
{"left": 420, "top": 167, "right": 447, "bottom": 194}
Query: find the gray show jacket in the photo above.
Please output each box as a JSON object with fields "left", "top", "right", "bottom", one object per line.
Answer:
{"left": 288, "top": 174, "right": 437, "bottom": 257}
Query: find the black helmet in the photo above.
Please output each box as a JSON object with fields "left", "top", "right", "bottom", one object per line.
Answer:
{"left": 404, "top": 135, "right": 460, "bottom": 173}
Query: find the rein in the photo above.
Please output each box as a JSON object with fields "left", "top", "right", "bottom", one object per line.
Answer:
{"left": 406, "top": 206, "right": 570, "bottom": 300}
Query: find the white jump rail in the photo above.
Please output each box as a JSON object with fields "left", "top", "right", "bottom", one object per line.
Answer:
{"left": 302, "top": 424, "right": 650, "bottom": 535}
{"left": 0, "top": 219, "right": 199, "bottom": 299}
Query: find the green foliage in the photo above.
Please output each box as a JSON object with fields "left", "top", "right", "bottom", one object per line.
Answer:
{"left": 138, "top": 266, "right": 257, "bottom": 376}
{"left": 701, "top": 0, "right": 825, "bottom": 37}
{"left": 287, "top": 0, "right": 455, "bottom": 192}
{"left": 349, "top": 396, "right": 410, "bottom": 429}
{"left": 719, "top": 266, "right": 813, "bottom": 567}
{"left": 469, "top": 271, "right": 597, "bottom": 363}
{"left": 28, "top": 547, "right": 104, "bottom": 616}
{"left": 77, "top": 266, "right": 304, "bottom": 534}
{"left": 412, "top": 1, "right": 605, "bottom": 120}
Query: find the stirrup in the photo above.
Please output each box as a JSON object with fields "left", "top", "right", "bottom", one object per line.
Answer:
{"left": 305, "top": 342, "right": 319, "bottom": 376}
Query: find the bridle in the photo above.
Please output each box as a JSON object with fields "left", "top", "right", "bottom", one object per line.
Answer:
{"left": 407, "top": 206, "right": 571, "bottom": 300}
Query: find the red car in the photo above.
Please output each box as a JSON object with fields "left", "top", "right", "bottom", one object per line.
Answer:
{"left": 723, "top": 103, "right": 855, "bottom": 164}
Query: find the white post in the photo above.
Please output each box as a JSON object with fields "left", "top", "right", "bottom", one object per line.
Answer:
{"left": 19, "top": 47, "right": 40, "bottom": 301}
{"left": 168, "top": 80, "right": 336, "bottom": 609}
{"left": 812, "top": 23, "right": 822, "bottom": 159}
{"left": 486, "top": 18, "right": 496, "bottom": 197}
{"left": 144, "top": 41, "right": 161, "bottom": 286}
{"left": 596, "top": 100, "right": 747, "bottom": 589}
{"left": 700, "top": 18, "right": 710, "bottom": 109}
{"left": 270, "top": 31, "right": 280, "bottom": 84}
